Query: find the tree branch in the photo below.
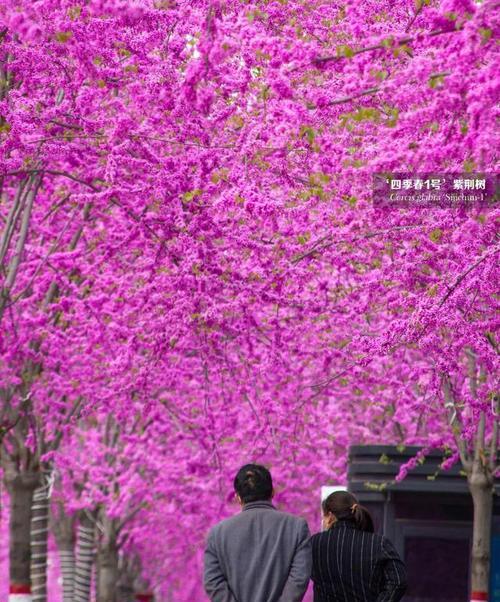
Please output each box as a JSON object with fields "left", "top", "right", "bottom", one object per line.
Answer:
{"left": 0, "top": 177, "right": 29, "bottom": 267}
{"left": 7, "top": 205, "right": 79, "bottom": 307}
{"left": 439, "top": 245, "right": 499, "bottom": 308}
{"left": 314, "top": 26, "right": 464, "bottom": 65}
{"left": 42, "top": 201, "right": 92, "bottom": 309}
{"left": 310, "top": 71, "right": 450, "bottom": 110}
{"left": 0, "top": 174, "right": 41, "bottom": 323}
{"left": 490, "top": 391, "right": 499, "bottom": 471}
{"left": 441, "top": 373, "right": 472, "bottom": 472}
{"left": 116, "top": 502, "right": 147, "bottom": 535}
{"left": 292, "top": 224, "right": 422, "bottom": 264}
{"left": 405, "top": 0, "right": 426, "bottom": 33}
{"left": 465, "top": 350, "right": 488, "bottom": 469}
{"left": 327, "top": 86, "right": 381, "bottom": 106}
{"left": 490, "top": 418, "right": 498, "bottom": 471}
{"left": 2, "top": 169, "right": 99, "bottom": 191}
{"left": 49, "top": 396, "right": 84, "bottom": 452}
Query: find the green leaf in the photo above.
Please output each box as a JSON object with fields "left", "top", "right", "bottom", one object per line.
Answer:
{"left": 463, "top": 158, "right": 475, "bottom": 173}
{"left": 400, "top": 44, "right": 413, "bottom": 57}
{"left": 385, "top": 107, "right": 399, "bottom": 128}
{"left": 68, "top": 6, "right": 81, "bottom": 20}
{"left": 374, "top": 69, "right": 388, "bottom": 81}
{"left": 479, "top": 28, "right": 492, "bottom": 43}
{"left": 429, "top": 74, "right": 445, "bottom": 89}
{"left": 55, "top": 31, "right": 73, "bottom": 43}
{"left": 182, "top": 188, "right": 203, "bottom": 203}
{"left": 300, "top": 125, "right": 316, "bottom": 145}
{"left": 351, "top": 159, "right": 365, "bottom": 168}
{"left": 297, "top": 233, "right": 310, "bottom": 245}
{"left": 379, "top": 453, "right": 391, "bottom": 465}
{"left": 429, "top": 228, "right": 443, "bottom": 242}
{"left": 336, "top": 44, "right": 354, "bottom": 58}
{"left": 427, "top": 284, "right": 438, "bottom": 297}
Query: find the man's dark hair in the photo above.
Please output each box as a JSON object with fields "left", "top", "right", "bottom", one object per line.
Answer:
{"left": 234, "top": 464, "right": 273, "bottom": 503}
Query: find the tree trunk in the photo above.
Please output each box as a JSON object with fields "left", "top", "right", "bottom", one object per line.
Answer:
{"left": 51, "top": 503, "right": 76, "bottom": 602}
{"left": 460, "top": 356, "right": 496, "bottom": 602}
{"left": 117, "top": 575, "right": 135, "bottom": 602}
{"left": 134, "top": 575, "right": 153, "bottom": 602}
{"left": 74, "top": 512, "right": 96, "bottom": 602}
{"left": 5, "top": 471, "right": 40, "bottom": 602}
{"left": 117, "top": 555, "right": 140, "bottom": 602}
{"left": 30, "top": 479, "right": 50, "bottom": 602}
{"left": 97, "top": 543, "right": 119, "bottom": 602}
{"left": 59, "top": 543, "right": 77, "bottom": 602}
{"left": 95, "top": 508, "right": 121, "bottom": 602}
{"left": 469, "top": 465, "right": 493, "bottom": 602}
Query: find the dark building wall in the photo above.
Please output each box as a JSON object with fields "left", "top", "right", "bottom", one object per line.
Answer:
{"left": 347, "top": 445, "right": 500, "bottom": 602}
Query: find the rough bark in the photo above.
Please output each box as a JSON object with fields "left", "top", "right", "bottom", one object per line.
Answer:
{"left": 59, "top": 546, "right": 77, "bottom": 602}
{"left": 97, "top": 540, "right": 119, "bottom": 602}
{"left": 134, "top": 573, "right": 153, "bottom": 602}
{"left": 117, "top": 555, "right": 141, "bottom": 602}
{"left": 51, "top": 502, "right": 76, "bottom": 602}
{"left": 97, "top": 520, "right": 118, "bottom": 602}
{"left": 464, "top": 354, "right": 495, "bottom": 601}
{"left": 117, "top": 572, "right": 135, "bottom": 602}
{"left": 468, "top": 409, "right": 494, "bottom": 600}
{"left": 469, "top": 466, "right": 493, "bottom": 599}
{"left": 95, "top": 503, "right": 146, "bottom": 602}
{"left": 74, "top": 512, "right": 96, "bottom": 602}
{"left": 445, "top": 355, "right": 496, "bottom": 601}
{"left": 4, "top": 471, "right": 41, "bottom": 599}
{"left": 30, "top": 477, "right": 51, "bottom": 602}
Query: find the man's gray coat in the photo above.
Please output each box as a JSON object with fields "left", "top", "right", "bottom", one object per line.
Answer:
{"left": 203, "top": 500, "right": 311, "bottom": 602}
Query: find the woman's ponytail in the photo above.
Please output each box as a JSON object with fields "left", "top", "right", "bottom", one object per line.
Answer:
{"left": 350, "top": 502, "right": 374, "bottom": 533}
{"left": 323, "top": 491, "right": 374, "bottom": 533}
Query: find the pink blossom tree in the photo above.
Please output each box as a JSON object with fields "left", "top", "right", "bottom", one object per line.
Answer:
{"left": 1, "top": 0, "right": 498, "bottom": 600}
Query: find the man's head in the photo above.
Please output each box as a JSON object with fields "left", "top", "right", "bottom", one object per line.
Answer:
{"left": 234, "top": 464, "right": 273, "bottom": 505}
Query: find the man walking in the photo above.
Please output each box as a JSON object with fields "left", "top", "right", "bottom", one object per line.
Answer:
{"left": 203, "top": 464, "right": 312, "bottom": 602}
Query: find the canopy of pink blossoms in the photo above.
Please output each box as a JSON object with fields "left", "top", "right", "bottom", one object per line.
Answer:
{"left": 0, "top": 0, "right": 498, "bottom": 598}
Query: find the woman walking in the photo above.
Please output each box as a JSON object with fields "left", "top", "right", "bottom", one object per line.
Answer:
{"left": 311, "top": 491, "right": 407, "bottom": 602}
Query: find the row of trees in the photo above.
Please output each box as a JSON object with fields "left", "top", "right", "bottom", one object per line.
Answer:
{"left": 1, "top": 0, "right": 498, "bottom": 599}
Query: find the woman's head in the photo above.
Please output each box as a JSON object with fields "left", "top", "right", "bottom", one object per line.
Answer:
{"left": 322, "top": 490, "right": 374, "bottom": 533}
